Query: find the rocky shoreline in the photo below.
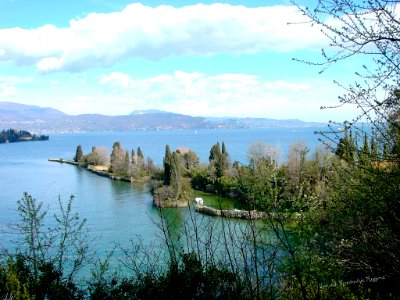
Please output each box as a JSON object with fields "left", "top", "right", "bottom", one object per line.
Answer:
{"left": 49, "top": 158, "right": 267, "bottom": 219}
{"left": 48, "top": 158, "right": 135, "bottom": 183}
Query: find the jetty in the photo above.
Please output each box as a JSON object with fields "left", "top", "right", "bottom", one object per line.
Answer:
{"left": 48, "top": 158, "right": 135, "bottom": 183}
{"left": 195, "top": 205, "right": 267, "bottom": 220}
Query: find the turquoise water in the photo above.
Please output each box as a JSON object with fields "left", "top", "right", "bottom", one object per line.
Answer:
{"left": 0, "top": 127, "right": 324, "bottom": 255}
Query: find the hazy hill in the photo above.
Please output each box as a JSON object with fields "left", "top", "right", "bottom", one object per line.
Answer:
{"left": 130, "top": 109, "right": 169, "bottom": 115}
{"left": 0, "top": 102, "right": 67, "bottom": 121}
{"left": 0, "top": 102, "right": 324, "bottom": 133}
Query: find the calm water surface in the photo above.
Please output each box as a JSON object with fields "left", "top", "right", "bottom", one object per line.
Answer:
{"left": 0, "top": 128, "right": 324, "bottom": 254}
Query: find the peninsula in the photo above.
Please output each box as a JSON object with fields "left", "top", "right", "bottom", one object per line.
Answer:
{"left": 0, "top": 128, "right": 49, "bottom": 144}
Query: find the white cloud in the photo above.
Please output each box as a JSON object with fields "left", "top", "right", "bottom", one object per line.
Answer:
{"left": 0, "top": 83, "right": 17, "bottom": 97}
{"left": 0, "top": 3, "right": 326, "bottom": 72}
{"left": 0, "top": 76, "right": 34, "bottom": 98}
{"left": 98, "top": 71, "right": 347, "bottom": 121}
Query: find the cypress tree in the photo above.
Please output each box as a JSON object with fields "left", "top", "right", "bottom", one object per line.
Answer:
{"left": 347, "top": 130, "right": 356, "bottom": 162}
{"left": 221, "top": 141, "right": 229, "bottom": 172}
{"left": 370, "top": 136, "right": 378, "bottom": 161}
{"left": 137, "top": 147, "right": 144, "bottom": 168}
{"left": 221, "top": 141, "right": 227, "bottom": 156}
{"left": 383, "top": 142, "right": 391, "bottom": 161}
{"left": 110, "top": 141, "right": 124, "bottom": 173}
{"left": 131, "top": 149, "right": 136, "bottom": 165}
{"left": 360, "top": 134, "right": 370, "bottom": 164}
{"left": 124, "top": 151, "right": 130, "bottom": 175}
{"left": 209, "top": 142, "right": 226, "bottom": 178}
{"left": 170, "top": 151, "right": 180, "bottom": 186}
{"left": 163, "top": 145, "right": 172, "bottom": 185}
{"left": 335, "top": 137, "right": 347, "bottom": 159}
{"left": 74, "top": 145, "right": 83, "bottom": 162}
{"left": 209, "top": 143, "right": 221, "bottom": 162}
{"left": 110, "top": 142, "right": 121, "bottom": 165}
{"left": 137, "top": 147, "right": 143, "bottom": 159}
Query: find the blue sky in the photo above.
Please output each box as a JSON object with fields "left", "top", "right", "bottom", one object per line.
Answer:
{"left": 0, "top": 0, "right": 365, "bottom": 121}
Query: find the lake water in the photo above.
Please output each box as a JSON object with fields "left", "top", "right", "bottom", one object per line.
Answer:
{"left": 0, "top": 127, "right": 325, "bottom": 257}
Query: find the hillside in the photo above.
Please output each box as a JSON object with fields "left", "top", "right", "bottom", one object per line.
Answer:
{"left": 0, "top": 102, "right": 67, "bottom": 121}
{"left": 0, "top": 102, "right": 324, "bottom": 133}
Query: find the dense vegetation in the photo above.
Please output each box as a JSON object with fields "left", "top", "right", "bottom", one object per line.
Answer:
{"left": 0, "top": 129, "right": 49, "bottom": 143}
{"left": 1, "top": 0, "right": 400, "bottom": 298}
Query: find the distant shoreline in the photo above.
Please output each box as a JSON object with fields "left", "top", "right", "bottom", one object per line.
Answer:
{"left": 1, "top": 128, "right": 49, "bottom": 144}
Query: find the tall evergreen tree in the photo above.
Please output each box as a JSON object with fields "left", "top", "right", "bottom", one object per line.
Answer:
{"left": 170, "top": 152, "right": 180, "bottom": 187}
{"left": 131, "top": 149, "right": 136, "bottom": 165}
{"left": 348, "top": 130, "right": 356, "bottom": 162}
{"left": 110, "top": 142, "right": 125, "bottom": 174}
{"left": 74, "top": 145, "right": 83, "bottom": 162}
{"left": 209, "top": 142, "right": 221, "bottom": 162}
{"left": 124, "top": 151, "right": 130, "bottom": 175}
{"left": 221, "top": 141, "right": 230, "bottom": 172}
{"left": 137, "top": 147, "right": 143, "bottom": 160}
{"left": 137, "top": 147, "right": 144, "bottom": 168}
{"left": 335, "top": 128, "right": 356, "bottom": 162}
{"left": 163, "top": 145, "right": 172, "bottom": 185}
{"left": 383, "top": 142, "right": 391, "bottom": 161}
{"left": 370, "top": 136, "right": 378, "bottom": 161}
{"left": 209, "top": 142, "right": 227, "bottom": 179}
{"left": 360, "top": 134, "right": 370, "bottom": 164}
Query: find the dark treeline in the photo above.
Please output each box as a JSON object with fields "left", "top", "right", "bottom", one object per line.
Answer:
{"left": 0, "top": 128, "right": 49, "bottom": 143}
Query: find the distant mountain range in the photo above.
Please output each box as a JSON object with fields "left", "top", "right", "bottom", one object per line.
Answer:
{"left": 0, "top": 102, "right": 325, "bottom": 133}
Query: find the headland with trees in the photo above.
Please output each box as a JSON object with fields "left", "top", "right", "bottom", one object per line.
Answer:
{"left": 0, "top": 128, "right": 49, "bottom": 144}
{"left": 1, "top": 0, "right": 400, "bottom": 298}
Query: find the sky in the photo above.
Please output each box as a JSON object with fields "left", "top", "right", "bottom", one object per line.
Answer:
{"left": 0, "top": 0, "right": 366, "bottom": 122}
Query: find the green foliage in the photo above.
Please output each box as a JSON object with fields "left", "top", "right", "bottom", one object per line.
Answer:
{"left": 87, "top": 252, "right": 245, "bottom": 300}
{"left": 182, "top": 149, "right": 200, "bottom": 171}
{"left": 157, "top": 145, "right": 199, "bottom": 207}
{"left": 335, "top": 127, "right": 356, "bottom": 162}
{"left": 136, "top": 146, "right": 144, "bottom": 168}
{"left": 190, "top": 165, "right": 209, "bottom": 191}
{"left": 109, "top": 141, "right": 125, "bottom": 174}
{"left": 83, "top": 147, "right": 107, "bottom": 166}
{"left": 0, "top": 128, "right": 49, "bottom": 144}
{"left": 208, "top": 142, "right": 230, "bottom": 183}
{"left": 0, "top": 257, "right": 32, "bottom": 300}
{"left": 163, "top": 145, "right": 173, "bottom": 185}
{"left": 2, "top": 193, "right": 88, "bottom": 299}
{"left": 74, "top": 145, "right": 83, "bottom": 162}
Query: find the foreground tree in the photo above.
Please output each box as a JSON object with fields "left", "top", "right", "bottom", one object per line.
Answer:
{"left": 1, "top": 193, "right": 89, "bottom": 299}
{"left": 288, "top": 0, "right": 400, "bottom": 297}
